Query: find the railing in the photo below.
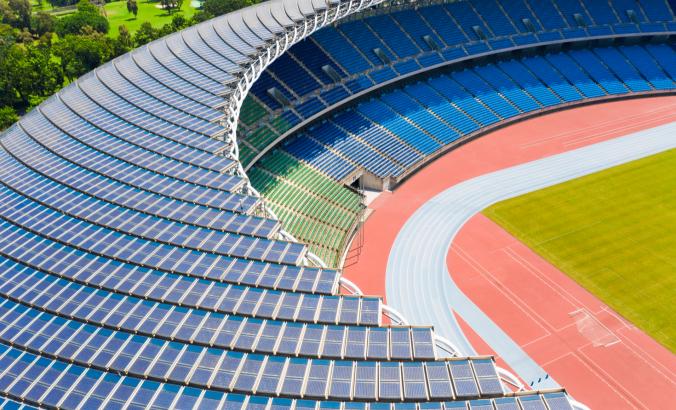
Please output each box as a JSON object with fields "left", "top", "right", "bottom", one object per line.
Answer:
{"left": 241, "top": 30, "right": 674, "bottom": 171}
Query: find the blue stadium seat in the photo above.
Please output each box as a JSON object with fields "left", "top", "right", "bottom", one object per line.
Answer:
{"left": 619, "top": 45, "right": 675, "bottom": 89}
{"left": 545, "top": 52, "right": 606, "bottom": 97}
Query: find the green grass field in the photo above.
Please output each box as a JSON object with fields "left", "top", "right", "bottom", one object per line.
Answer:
{"left": 31, "top": 0, "right": 200, "bottom": 37}
{"left": 104, "top": 0, "right": 198, "bottom": 37}
{"left": 484, "top": 149, "right": 676, "bottom": 353}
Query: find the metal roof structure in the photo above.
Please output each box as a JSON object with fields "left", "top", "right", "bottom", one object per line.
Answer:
{"left": 9, "top": 0, "right": 675, "bottom": 406}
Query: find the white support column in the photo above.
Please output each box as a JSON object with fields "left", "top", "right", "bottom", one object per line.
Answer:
{"left": 381, "top": 304, "right": 409, "bottom": 325}
{"left": 433, "top": 335, "right": 462, "bottom": 357}
{"left": 496, "top": 367, "right": 526, "bottom": 391}
{"left": 338, "top": 277, "right": 364, "bottom": 295}
{"left": 569, "top": 399, "right": 591, "bottom": 410}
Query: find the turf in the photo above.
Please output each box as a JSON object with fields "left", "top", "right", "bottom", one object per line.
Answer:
{"left": 483, "top": 148, "right": 676, "bottom": 352}
{"left": 104, "top": 0, "right": 198, "bottom": 37}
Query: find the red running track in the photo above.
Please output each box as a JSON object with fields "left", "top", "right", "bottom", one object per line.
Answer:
{"left": 342, "top": 96, "right": 676, "bottom": 409}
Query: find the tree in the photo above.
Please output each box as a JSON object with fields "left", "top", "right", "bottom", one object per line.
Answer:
{"left": 0, "top": 22, "right": 15, "bottom": 47}
{"left": 115, "top": 24, "right": 132, "bottom": 54}
{"left": 76, "top": 0, "right": 98, "bottom": 14}
{"left": 170, "top": 14, "right": 188, "bottom": 31}
{"left": 157, "top": 14, "right": 187, "bottom": 37}
{"left": 45, "top": 0, "right": 77, "bottom": 7}
{"left": 126, "top": 0, "right": 137, "bottom": 18}
{"left": 133, "top": 21, "right": 158, "bottom": 47}
{"left": 202, "top": 0, "right": 257, "bottom": 18}
{"left": 55, "top": 0, "right": 109, "bottom": 36}
{"left": 0, "top": 106, "right": 19, "bottom": 130}
{"left": 54, "top": 31, "right": 114, "bottom": 79}
{"left": 2, "top": 0, "right": 31, "bottom": 29}
{"left": 30, "top": 11, "right": 56, "bottom": 36}
{"left": 159, "top": 0, "right": 182, "bottom": 15}
{"left": 0, "top": 39, "right": 63, "bottom": 107}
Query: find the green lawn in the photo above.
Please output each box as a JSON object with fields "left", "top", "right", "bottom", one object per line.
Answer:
{"left": 484, "top": 149, "right": 676, "bottom": 352}
{"left": 104, "top": 0, "right": 198, "bottom": 37}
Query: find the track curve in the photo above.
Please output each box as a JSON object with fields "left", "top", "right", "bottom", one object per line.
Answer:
{"left": 386, "top": 121, "right": 676, "bottom": 388}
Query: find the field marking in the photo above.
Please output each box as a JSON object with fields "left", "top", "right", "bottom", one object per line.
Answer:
{"left": 386, "top": 121, "right": 676, "bottom": 390}
{"left": 501, "top": 246, "right": 586, "bottom": 329}
{"left": 520, "top": 102, "right": 676, "bottom": 149}
{"left": 452, "top": 244, "right": 552, "bottom": 341}
{"left": 615, "top": 326, "right": 676, "bottom": 385}
{"left": 576, "top": 346, "right": 649, "bottom": 410}
{"left": 564, "top": 108, "right": 676, "bottom": 147}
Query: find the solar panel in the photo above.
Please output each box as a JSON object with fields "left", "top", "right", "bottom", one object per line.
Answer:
{"left": 233, "top": 354, "right": 265, "bottom": 391}
{"left": 212, "top": 351, "right": 244, "bottom": 390}
{"left": 345, "top": 328, "right": 366, "bottom": 359}
{"left": 366, "top": 328, "right": 388, "bottom": 359}
{"left": 478, "top": 378, "right": 504, "bottom": 395}
{"left": 471, "top": 359, "right": 498, "bottom": 378}
{"left": 378, "top": 362, "right": 402, "bottom": 400}
{"left": 543, "top": 392, "right": 575, "bottom": 410}
{"left": 296, "top": 294, "right": 321, "bottom": 322}
{"left": 493, "top": 397, "right": 520, "bottom": 410}
{"left": 518, "top": 395, "right": 548, "bottom": 410}
{"left": 321, "top": 327, "right": 345, "bottom": 358}
{"left": 269, "top": 398, "right": 294, "bottom": 410}
{"left": 449, "top": 361, "right": 475, "bottom": 379}
{"left": 444, "top": 402, "right": 469, "bottom": 409}
{"left": 390, "top": 327, "right": 412, "bottom": 360}
{"left": 328, "top": 362, "right": 353, "bottom": 399}
{"left": 276, "top": 323, "right": 302, "bottom": 355}
{"left": 453, "top": 378, "right": 480, "bottom": 398}
{"left": 243, "top": 394, "right": 269, "bottom": 410}
{"left": 353, "top": 362, "right": 377, "bottom": 400}
{"left": 294, "top": 399, "right": 318, "bottom": 410}
{"left": 402, "top": 362, "right": 428, "bottom": 400}
{"left": 468, "top": 399, "right": 495, "bottom": 410}
{"left": 279, "top": 358, "right": 307, "bottom": 396}
{"left": 191, "top": 347, "right": 221, "bottom": 386}
{"left": 318, "top": 297, "right": 339, "bottom": 323}
{"left": 419, "top": 403, "right": 444, "bottom": 410}
{"left": 304, "top": 360, "right": 330, "bottom": 398}
{"left": 256, "top": 321, "right": 283, "bottom": 353}
{"left": 411, "top": 328, "right": 436, "bottom": 359}
{"left": 425, "top": 361, "right": 455, "bottom": 399}
{"left": 298, "top": 325, "right": 324, "bottom": 356}
{"left": 337, "top": 296, "right": 359, "bottom": 325}
{"left": 233, "top": 319, "right": 262, "bottom": 350}
{"left": 276, "top": 292, "right": 301, "bottom": 320}
{"left": 256, "top": 356, "right": 285, "bottom": 394}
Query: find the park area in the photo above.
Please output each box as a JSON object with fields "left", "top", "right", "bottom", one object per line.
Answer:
{"left": 103, "top": 0, "right": 198, "bottom": 36}
{"left": 30, "top": 0, "right": 200, "bottom": 36}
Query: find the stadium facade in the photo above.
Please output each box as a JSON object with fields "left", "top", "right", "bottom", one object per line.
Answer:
{"left": 0, "top": 0, "right": 673, "bottom": 408}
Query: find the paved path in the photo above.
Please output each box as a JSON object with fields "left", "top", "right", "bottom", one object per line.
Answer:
{"left": 386, "top": 122, "right": 676, "bottom": 388}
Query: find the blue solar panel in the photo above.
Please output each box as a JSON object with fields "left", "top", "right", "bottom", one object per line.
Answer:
{"left": 0, "top": 0, "right": 668, "bottom": 407}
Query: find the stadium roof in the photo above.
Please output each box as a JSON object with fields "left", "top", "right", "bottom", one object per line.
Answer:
{"left": 5, "top": 0, "right": 664, "bottom": 406}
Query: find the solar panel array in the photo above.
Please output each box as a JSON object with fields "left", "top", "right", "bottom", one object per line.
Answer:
{"left": 7, "top": 0, "right": 672, "bottom": 407}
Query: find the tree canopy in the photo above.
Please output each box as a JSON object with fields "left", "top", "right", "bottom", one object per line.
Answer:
{"left": 55, "top": 0, "right": 109, "bottom": 36}
{"left": 202, "top": 0, "right": 259, "bottom": 18}
{"left": 0, "top": 0, "right": 265, "bottom": 132}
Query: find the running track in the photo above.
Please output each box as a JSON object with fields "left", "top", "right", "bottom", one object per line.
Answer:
{"left": 342, "top": 97, "right": 676, "bottom": 409}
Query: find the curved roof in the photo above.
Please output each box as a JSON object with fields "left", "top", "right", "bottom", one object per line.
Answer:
{"left": 2, "top": 0, "right": 390, "bottom": 180}
{"left": 125, "top": 0, "right": 388, "bottom": 173}
{"left": 0, "top": 0, "right": 604, "bottom": 407}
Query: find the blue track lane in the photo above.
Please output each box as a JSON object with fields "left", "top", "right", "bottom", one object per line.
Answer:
{"left": 386, "top": 121, "right": 676, "bottom": 389}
